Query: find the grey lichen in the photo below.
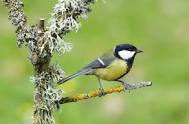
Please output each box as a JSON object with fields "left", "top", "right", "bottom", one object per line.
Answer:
{"left": 4, "top": 0, "right": 96, "bottom": 124}
{"left": 31, "top": 65, "right": 64, "bottom": 124}
{"left": 4, "top": 0, "right": 37, "bottom": 47}
{"left": 47, "top": 0, "right": 94, "bottom": 54}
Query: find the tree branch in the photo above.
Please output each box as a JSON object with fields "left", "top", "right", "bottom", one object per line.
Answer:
{"left": 3, "top": 0, "right": 95, "bottom": 123}
{"left": 46, "top": 0, "right": 95, "bottom": 54}
{"left": 59, "top": 82, "right": 152, "bottom": 104}
{"left": 3, "top": 0, "right": 26, "bottom": 27}
{"left": 3, "top": 0, "right": 36, "bottom": 47}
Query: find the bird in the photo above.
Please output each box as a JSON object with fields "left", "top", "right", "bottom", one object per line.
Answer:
{"left": 58, "top": 44, "right": 143, "bottom": 96}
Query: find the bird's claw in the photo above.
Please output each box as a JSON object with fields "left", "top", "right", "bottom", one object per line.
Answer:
{"left": 98, "top": 88, "right": 105, "bottom": 97}
{"left": 122, "top": 82, "right": 135, "bottom": 92}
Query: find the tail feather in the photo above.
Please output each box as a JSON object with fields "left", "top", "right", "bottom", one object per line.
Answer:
{"left": 58, "top": 69, "right": 91, "bottom": 84}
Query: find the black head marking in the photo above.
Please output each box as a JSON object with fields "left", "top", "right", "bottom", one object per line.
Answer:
{"left": 114, "top": 44, "right": 138, "bottom": 59}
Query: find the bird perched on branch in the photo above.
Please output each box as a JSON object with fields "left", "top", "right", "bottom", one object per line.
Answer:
{"left": 58, "top": 44, "right": 143, "bottom": 96}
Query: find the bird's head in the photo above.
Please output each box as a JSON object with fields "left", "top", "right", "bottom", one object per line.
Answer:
{"left": 114, "top": 44, "right": 143, "bottom": 60}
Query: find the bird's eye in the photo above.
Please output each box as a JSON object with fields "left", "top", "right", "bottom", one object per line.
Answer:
{"left": 127, "top": 48, "right": 132, "bottom": 51}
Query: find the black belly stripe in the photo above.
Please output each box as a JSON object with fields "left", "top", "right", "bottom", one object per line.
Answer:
{"left": 114, "top": 58, "right": 134, "bottom": 80}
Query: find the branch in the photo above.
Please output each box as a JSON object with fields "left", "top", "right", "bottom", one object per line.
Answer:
{"left": 59, "top": 82, "right": 152, "bottom": 104}
{"left": 46, "top": 0, "right": 95, "bottom": 54}
{"left": 3, "top": 0, "right": 35, "bottom": 47}
{"left": 3, "top": 0, "right": 26, "bottom": 27}
{"left": 3, "top": 0, "right": 96, "bottom": 124}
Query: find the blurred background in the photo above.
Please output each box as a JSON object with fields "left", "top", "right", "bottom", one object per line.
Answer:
{"left": 0, "top": 0, "right": 188, "bottom": 124}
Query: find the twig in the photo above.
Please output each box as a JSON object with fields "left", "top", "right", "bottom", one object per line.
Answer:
{"left": 3, "top": 0, "right": 36, "bottom": 47}
{"left": 59, "top": 82, "right": 152, "bottom": 104}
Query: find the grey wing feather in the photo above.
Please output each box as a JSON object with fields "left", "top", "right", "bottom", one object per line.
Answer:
{"left": 58, "top": 53, "right": 115, "bottom": 84}
{"left": 83, "top": 53, "right": 115, "bottom": 70}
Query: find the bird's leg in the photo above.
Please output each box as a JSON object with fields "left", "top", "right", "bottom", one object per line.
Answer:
{"left": 116, "top": 80, "right": 135, "bottom": 92}
{"left": 97, "top": 78, "right": 105, "bottom": 97}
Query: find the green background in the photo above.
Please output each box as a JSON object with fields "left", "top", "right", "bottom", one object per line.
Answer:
{"left": 0, "top": 0, "right": 188, "bottom": 124}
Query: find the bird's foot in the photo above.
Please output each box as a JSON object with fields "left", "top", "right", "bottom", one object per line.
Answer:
{"left": 98, "top": 88, "right": 105, "bottom": 97}
{"left": 122, "top": 82, "right": 135, "bottom": 92}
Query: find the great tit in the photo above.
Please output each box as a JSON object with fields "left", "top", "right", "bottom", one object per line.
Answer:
{"left": 58, "top": 44, "right": 142, "bottom": 96}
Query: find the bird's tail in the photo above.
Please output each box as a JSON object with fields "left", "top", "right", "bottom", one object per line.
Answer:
{"left": 58, "top": 69, "right": 91, "bottom": 85}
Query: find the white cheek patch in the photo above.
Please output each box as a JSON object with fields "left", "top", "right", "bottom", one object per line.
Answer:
{"left": 118, "top": 50, "right": 135, "bottom": 59}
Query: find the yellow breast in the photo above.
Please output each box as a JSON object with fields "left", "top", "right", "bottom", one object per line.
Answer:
{"left": 93, "top": 59, "right": 128, "bottom": 81}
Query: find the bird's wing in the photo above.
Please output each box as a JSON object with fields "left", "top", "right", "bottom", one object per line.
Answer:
{"left": 83, "top": 52, "right": 116, "bottom": 70}
{"left": 58, "top": 51, "right": 116, "bottom": 84}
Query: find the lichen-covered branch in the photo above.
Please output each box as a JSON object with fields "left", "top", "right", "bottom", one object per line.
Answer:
{"left": 3, "top": 0, "right": 36, "bottom": 47}
{"left": 3, "top": 0, "right": 26, "bottom": 27}
{"left": 4, "top": 0, "right": 96, "bottom": 124}
{"left": 59, "top": 82, "right": 152, "bottom": 104}
{"left": 46, "top": 0, "right": 95, "bottom": 54}
{"left": 32, "top": 63, "right": 64, "bottom": 124}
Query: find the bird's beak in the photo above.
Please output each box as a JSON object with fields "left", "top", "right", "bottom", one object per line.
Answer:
{"left": 136, "top": 49, "right": 143, "bottom": 53}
